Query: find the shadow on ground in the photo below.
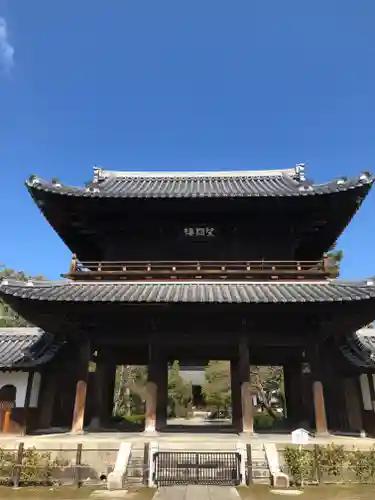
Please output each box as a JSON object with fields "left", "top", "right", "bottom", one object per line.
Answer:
{"left": 237, "top": 484, "right": 375, "bottom": 500}
{"left": 0, "top": 486, "right": 155, "bottom": 500}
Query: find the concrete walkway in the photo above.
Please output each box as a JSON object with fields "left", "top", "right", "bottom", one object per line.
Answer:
{"left": 154, "top": 485, "right": 240, "bottom": 500}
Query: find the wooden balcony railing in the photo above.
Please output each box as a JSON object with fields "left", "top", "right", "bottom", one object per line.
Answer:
{"left": 62, "top": 254, "right": 336, "bottom": 281}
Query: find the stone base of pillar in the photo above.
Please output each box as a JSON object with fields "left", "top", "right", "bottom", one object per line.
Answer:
{"left": 69, "top": 429, "right": 85, "bottom": 435}
{"left": 239, "top": 431, "right": 257, "bottom": 437}
{"left": 88, "top": 417, "right": 100, "bottom": 431}
{"left": 314, "top": 431, "right": 330, "bottom": 437}
{"left": 142, "top": 430, "right": 159, "bottom": 436}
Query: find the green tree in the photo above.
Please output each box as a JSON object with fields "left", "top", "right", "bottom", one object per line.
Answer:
{"left": 113, "top": 365, "right": 148, "bottom": 416}
{"left": 325, "top": 244, "right": 344, "bottom": 277}
{"left": 0, "top": 265, "right": 44, "bottom": 327}
{"left": 251, "top": 365, "right": 282, "bottom": 419}
{"left": 202, "top": 361, "right": 231, "bottom": 414}
{"left": 168, "top": 360, "right": 193, "bottom": 418}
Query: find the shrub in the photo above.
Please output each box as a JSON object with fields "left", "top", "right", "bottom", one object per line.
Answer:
{"left": 254, "top": 413, "right": 275, "bottom": 430}
{"left": 0, "top": 448, "right": 16, "bottom": 484}
{"left": 348, "top": 447, "right": 375, "bottom": 483}
{"left": 124, "top": 414, "right": 145, "bottom": 425}
{"left": 315, "top": 444, "right": 345, "bottom": 479}
{"left": 284, "top": 446, "right": 314, "bottom": 486}
{"left": 20, "top": 447, "right": 52, "bottom": 484}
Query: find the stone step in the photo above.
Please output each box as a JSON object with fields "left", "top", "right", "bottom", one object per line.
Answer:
{"left": 252, "top": 460, "right": 268, "bottom": 467}
{"left": 125, "top": 476, "right": 143, "bottom": 483}
{"left": 125, "top": 446, "right": 145, "bottom": 486}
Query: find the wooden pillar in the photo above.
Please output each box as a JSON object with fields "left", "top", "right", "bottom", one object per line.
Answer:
{"left": 145, "top": 345, "right": 158, "bottom": 433}
{"left": 38, "top": 371, "right": 56, "bottom": 430}
{"left": 145, "top": 345, "right": 167, "bottom": 433}
{"left": 344, "top": 377, "right": 364, "bottom": 434}
{"left": 156, "top": 360, "right": 168, "bottom": 430}
{"left": 23, "top": 371, "right": 35, "bottom": 434}
{"left": 300, "top": 365, "right": 314, "bottom": 429}
{"left": 311, "top": 345, "right": 328, "bottom": 435}
{"left": 360, "top": 373, "right": 375, "bottom": 436}
{"left": 324, "top": 365, "right": 348, "bottom": 433}
{"left": 313, "top": 380, "right": 328, "bottom": 434}
{"left": 368, "top": 373, "right": 375, "bottom": 413}
{"left": 238, "top": 337, "right": 253, "bottom": 434}
{"left": 2, "top": 405, "right": 12, "bottom": 434}
{"left": 230, "top": 359, "right": 241, "bottom": 431}
{"left": 89, "top": 367, "right": 103, "bottom": 430}
{"left": 71, "top": 340, "right": 91, "bottom": 434}
{"left": 89, "top": 352, "right": 116, "bottom": 429}
{"left": 283, "top": 365, "right": 293, "bottom": 423}
{"left": 284, "top": 361, "right": 303, "bottom": 428}
{"left": 104, "top": 363, "right": 117, "bottom": 422}
{"left": 144, "top": 381, "right": 157, "bottom": 433}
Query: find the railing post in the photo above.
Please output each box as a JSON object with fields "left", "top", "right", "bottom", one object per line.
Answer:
{"left": 12, "top": 442, "right": 24, "bottom": 488}
{"left": 143, "top": 443, "right": 149, "bottom": 486}
{"left": 70, "top": 254, "right": 77, "bottom": 274}
{"left": 74, "top": 443, "right": 83, "bottom": 488}
{"left": 246, "top": 444, "right": 253, "bottom": 485}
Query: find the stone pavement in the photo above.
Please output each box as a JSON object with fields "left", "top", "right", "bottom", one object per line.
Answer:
{"left": 153, "top": 485, "right": 240, "bottom": 500}
{"left": 0, "top": 430, "right": 374, "bottom": 449}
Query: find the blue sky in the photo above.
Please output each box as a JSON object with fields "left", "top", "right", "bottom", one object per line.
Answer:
{"left": 0, "top": 0, "right": 374, "bottom": 280}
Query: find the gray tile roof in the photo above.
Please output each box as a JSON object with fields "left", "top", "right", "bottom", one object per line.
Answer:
{"left": 1, "top": 279, "right": 375, "bottom": 304}
{"left": 340, "top": 328, "right": 375, "bottom": 369}
{"left": 0, "top": 328, "right": 61, "bottom": 369}
{"left": 26, "top": 167, "right": 374, "bottom": 199}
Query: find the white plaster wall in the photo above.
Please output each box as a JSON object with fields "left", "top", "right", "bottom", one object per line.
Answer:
{"left": 359, "top": 373, "right": 372, "bottom": 411}
{"left": 0, "top": 372, "right": 28, "bottom": 407}
{"left": 0, "top": 371, "right": 41, "bottom": 408}
{"left": 30, "top": 372, "right": 41, "bottom": 408}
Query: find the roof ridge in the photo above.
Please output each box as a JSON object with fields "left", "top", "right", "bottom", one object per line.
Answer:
{"left": 93, "top": 165, "right": 305, "bottom": 181}
{"left": 0, "top": 327, "right": 42, "bottom": 336}
{"left": 0, "top": 278, "right": 67, "bottom": 287}
{"left": 2, "top": 278, "right": 374, "bottom": 287}
{"left": 2, "top": 279, "right": 375, "bottom": 303}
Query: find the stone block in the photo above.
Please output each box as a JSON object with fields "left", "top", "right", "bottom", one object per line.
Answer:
{"left": 107, "top": 442, "right": 132, "bottom": 490}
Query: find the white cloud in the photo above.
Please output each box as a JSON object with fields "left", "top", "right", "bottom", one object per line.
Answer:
{"left": 0, "top": 18, "right": 14, "bottom": 72}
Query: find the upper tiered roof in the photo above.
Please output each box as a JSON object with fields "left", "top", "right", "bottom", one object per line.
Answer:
{"left": 24, "top": 164, "right": 374, "bottom": 263}
{"left": 27, "top": 165, "right": 373, "bottom": 199}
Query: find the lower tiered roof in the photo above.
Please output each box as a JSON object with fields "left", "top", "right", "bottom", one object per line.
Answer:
{"left": 0, "top": 328, "right": 61, "bottom": 369}
{"left": 340, "top": 328, "right": 375, "bottom": 369}
{"left": 1, "top": 278, "right": 375, "bottom": 303}
{"left": 0, "top": 326, "right": 374, "bottom": 371}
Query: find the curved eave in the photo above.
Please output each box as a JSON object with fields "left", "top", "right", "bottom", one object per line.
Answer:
{"left": 340, "top": 328, "right": 375, "bottom": 369}
{"left": 1, "top": 279, "right": 375, "bottom": 304}
{"left": 26, "top": 171, "right": 374, "bottom": 200}
{"left": 0, "top": 327, "right": 61, "bottom": 369}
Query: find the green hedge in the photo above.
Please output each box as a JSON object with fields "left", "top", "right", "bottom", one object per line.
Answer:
{"left": 123, "top": 414, "right": 145, "bottom": 424}
{"left": 254, "top": 413, "right": 278, "bottom": 430}
{"left": 284, "top": 444, "right": 375, "bottom": 485}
